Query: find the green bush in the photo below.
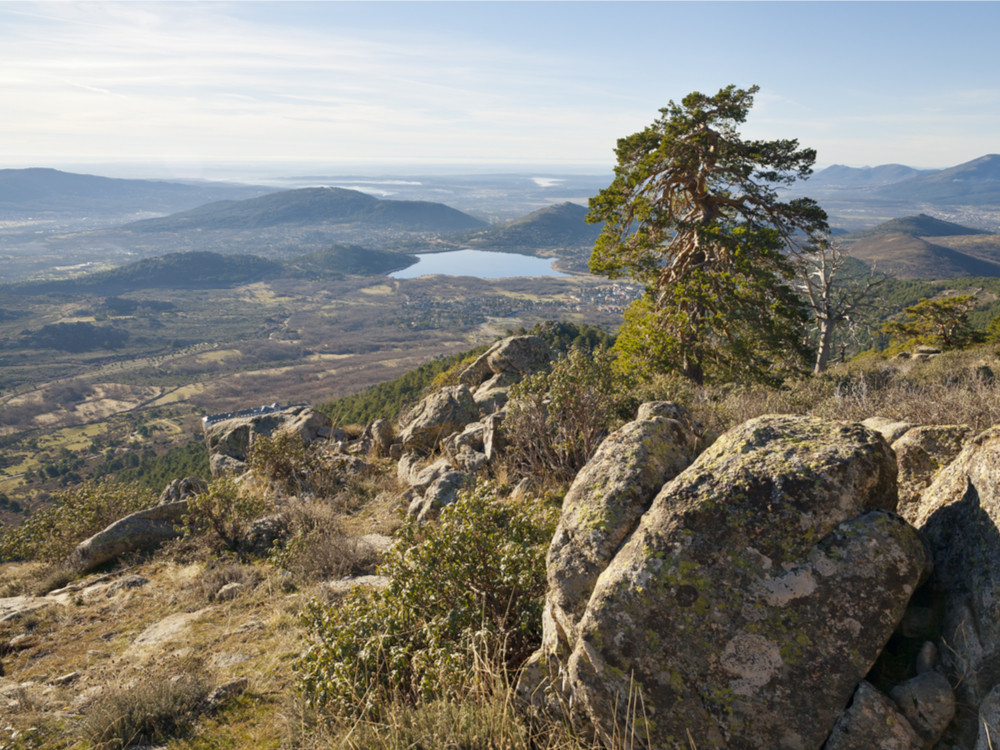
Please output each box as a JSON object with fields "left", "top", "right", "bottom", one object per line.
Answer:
{"left": 0, "top": 478, "right": 155, "bottom": 563}
{"left": 504, "top": 346, "right": 635, "bottom": 482}
{"left": 296, "top": 480, "right": 558, "bottom": 716}
{"left": 247, "top": 429, "right": 310, "bottom": 495}
{"left": 183, "top": 475, "right": 269, "bottom": 552}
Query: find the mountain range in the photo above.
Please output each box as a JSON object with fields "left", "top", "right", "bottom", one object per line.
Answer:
{"left": 0, "top": 167, "right": 271, "bottom": 215}
{"left": 789, "top": 154, "right": 1000, "bottom": 210}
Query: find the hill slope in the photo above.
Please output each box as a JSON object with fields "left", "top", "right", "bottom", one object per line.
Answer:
{"left": 847, "top": 232, "right": 1000, "bottom": 279}
{"left": 123, "top": 187, "right": 487, "bottom": 233}
{"left": 5, "top": 251, "right": 283, "bottom": 295}
{"left": 285, "top": 245, "right": 416, "bottom": 278}
{"left": 0, "top": 167, "right": 271, "bottom": 214}
{"left": 853, "top": 214, "right": 989, "bottom": 238}
{"left": 463, "top": 202, "right": 600, "bottom": 252}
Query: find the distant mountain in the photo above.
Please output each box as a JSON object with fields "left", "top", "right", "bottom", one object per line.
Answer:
{"left": 852, "top": 214, "right": 989, "bottom": 239}
{"left": 463, "top": 202, "right": 600, "bottom": 252}
{"left": 123, "top": 187, "right": 486, "bottom": 233}
{"left": 874, "top": 155, "right": 1000, "bottom": 205}
{"left": 0, "top": 168, "right": 272, "bottom": 214}
{"left": 285, "top": 245, "right": 416, "bottom": 278}
{"left": 809, "top": 164, "right": 934, "bottom": 189}
{"left": 6, "top": 251, "right": 282, "bottom": 295}
{"left": 847, "top": 232, "right": 1000, "bottom": 279}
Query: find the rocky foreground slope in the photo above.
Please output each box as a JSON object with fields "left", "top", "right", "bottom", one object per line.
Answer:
{"left": 5, "top": 335, "right": 1000, "bottom": 748}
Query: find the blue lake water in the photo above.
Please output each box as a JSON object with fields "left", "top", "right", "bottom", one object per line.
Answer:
{"left": 390, "top": 249, "right": 568, "bottom": 279}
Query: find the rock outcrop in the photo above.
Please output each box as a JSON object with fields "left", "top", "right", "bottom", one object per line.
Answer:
{"left": 397, "top": 385, "right": 479, "bottom": 453}
{"left": 204, "top": 404, "right": 332, "bottom": 477}
{"left": 524, "top": 414, "right": 927, "bottom": 749}
{"left": 909, "top": 426, "right": 1000, "bottom": 744}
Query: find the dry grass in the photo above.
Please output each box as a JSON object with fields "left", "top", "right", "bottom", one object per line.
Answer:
{"left": 635, "top": 347, "right": 1000, "bottom": 440}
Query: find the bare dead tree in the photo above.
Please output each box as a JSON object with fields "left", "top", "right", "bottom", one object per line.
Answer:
{"left": 795, "top": 237, "right": 887, "bottom": 373}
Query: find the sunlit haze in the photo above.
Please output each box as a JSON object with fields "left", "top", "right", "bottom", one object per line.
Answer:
{"left": 3, "top": 1, "right": 998, "bottom": 180}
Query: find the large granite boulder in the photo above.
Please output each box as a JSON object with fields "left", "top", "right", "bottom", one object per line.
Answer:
{"left": 67, "top": 500, "right": 190, "bottom": 573}
{"left": 458, "top": 335, "right": 550, "bottom": 388}
{"left": 553, "top": 415, "right": 925, "bottom": 749}
{"left": 397, "top": 385, "right": 479, "bottom": 453}
{"left": 204, "top": 405, "right": 332, "bottom": 477}
{"left": 910, "top": 426, "right": 1000, "bottom": 743}
{"left": 891, "top": 424, "right": 972, "bottom": 522}
{"left": 519, "top": 402, "right": 701, "bottom": 708}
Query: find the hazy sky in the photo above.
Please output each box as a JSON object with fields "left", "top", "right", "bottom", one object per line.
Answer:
{"left": 2, "top": 1, "right": 998, "bottom": 178}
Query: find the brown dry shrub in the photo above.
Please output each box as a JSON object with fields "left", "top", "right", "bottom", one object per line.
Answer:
{"left": 269, "top": 500, "right": 382, "bottom": 584}
{"left": 82, "top": 672, "right": 211, "bottom": 750}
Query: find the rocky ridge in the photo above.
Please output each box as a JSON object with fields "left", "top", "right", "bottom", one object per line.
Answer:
{"left": 6, "top": 334, "right": 1000, "bottom": 747}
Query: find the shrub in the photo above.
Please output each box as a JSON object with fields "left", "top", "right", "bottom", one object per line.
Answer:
{"left": 296, "top": 481, "right": 558, "bottom": 716}
{"left": 183, "top": 475, "right": 269, "bottom": 552}
{"left": 504, "top": 346, "right": 635, "bottom": 482}
{"left": 268, "top": 501, "right": 382, "bottom": 583}
{"left": 82, "top": 673, "right": 209, "bottom": 750}
{"left": 0, "top": 479, "right": 155, "bottom": 563}
{"left": 248, "top": 430, "right": 311, "bottom": 495}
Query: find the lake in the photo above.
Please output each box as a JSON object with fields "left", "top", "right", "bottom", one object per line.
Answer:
{"left": 390, "top": 249, "right": 569, "bottom": 279}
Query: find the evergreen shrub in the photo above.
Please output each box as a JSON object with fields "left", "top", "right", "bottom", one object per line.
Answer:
{"left": 296, "top": 480, "right": 558, "bottom": 716}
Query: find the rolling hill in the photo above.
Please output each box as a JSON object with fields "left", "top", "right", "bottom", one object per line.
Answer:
{"left": 0, "top": 168, "right": 272, "bottom": 214}
{"left": 4, "top": 245, "right": 419, "bottom": 295}
{"left": 284, "top": 245, "right": 416, "bottom": 278}
{"left": 123, "top": 187, "right": 487, "bottom": 233}
{"left": 847, "top": 232, "right": 1000, "bottom": 279}
{"left": 4, "top": 251, "right": 283, "bottom": 295}
{"left": 852, "top": 213, "right": 989, "bottom": 238}
{"left": 462, "top": 202, "right": 601, "bottom": 252}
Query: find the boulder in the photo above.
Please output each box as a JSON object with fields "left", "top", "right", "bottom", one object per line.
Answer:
{"left": 472, "top": 371, "right": 519, "bottom": 413}
{"left": 910, "top": 426, "right": 1000, "bottom": 742}
{"left": 407, "top": 470, "right": 473, "bottom": 524}
{"left": 559, "top": 415, "right": 925, "bottom": 749}
{"left": 397, "top": 385, "right": 479, "bottom": 453}
{"left": 442, "top": 421, "right": 485, "bottom": 459}
{"left": 891, "top": 425, "right": 972, "bottom": 522}
{"left": 482, "top": 411, "right": 506, "bottom": 462}
{"left": 863, "top": 417, "right": 914, "bottom": 445}
{"left": 889, "top": 671, "right": 955, "bottom": 748}
{"left": 67, "top": 500, "right": 190, "bottom": 573}
{"left": 159, "top": 476, "right": 208, "bottom": 505}
{"left": 458, "top": 335, "right": 550, "bottom": 388}
{"left": 398, "top": 456, "right": 452, "bottom": 495}
{"left": 485, "top": 335, "right": 550, "bottom": 377}
{"left": 204, "top": 405, "right": 332, "bottom": 477}
{"left": 519, "top": 402, "right": 700, "bottom": 709}
{"left": 369, "top": 418, "right": 395, "bottom": 457}
{"left": 825, "top": 680, "right": 922, "bottom": 750}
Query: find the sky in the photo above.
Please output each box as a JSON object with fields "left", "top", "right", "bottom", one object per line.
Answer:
{"left": 2, "top": 1, "right": 998, "bottom": 180}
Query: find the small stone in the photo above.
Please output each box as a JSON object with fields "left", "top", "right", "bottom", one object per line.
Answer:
{"left": 214, "top": 582, "right": 244, "bottom": 602}
{"left": 51, "top": 672, "right": 79, "bottom": 686}
{"left": 915, "top": 641, "right": 939, "bottom": 674}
